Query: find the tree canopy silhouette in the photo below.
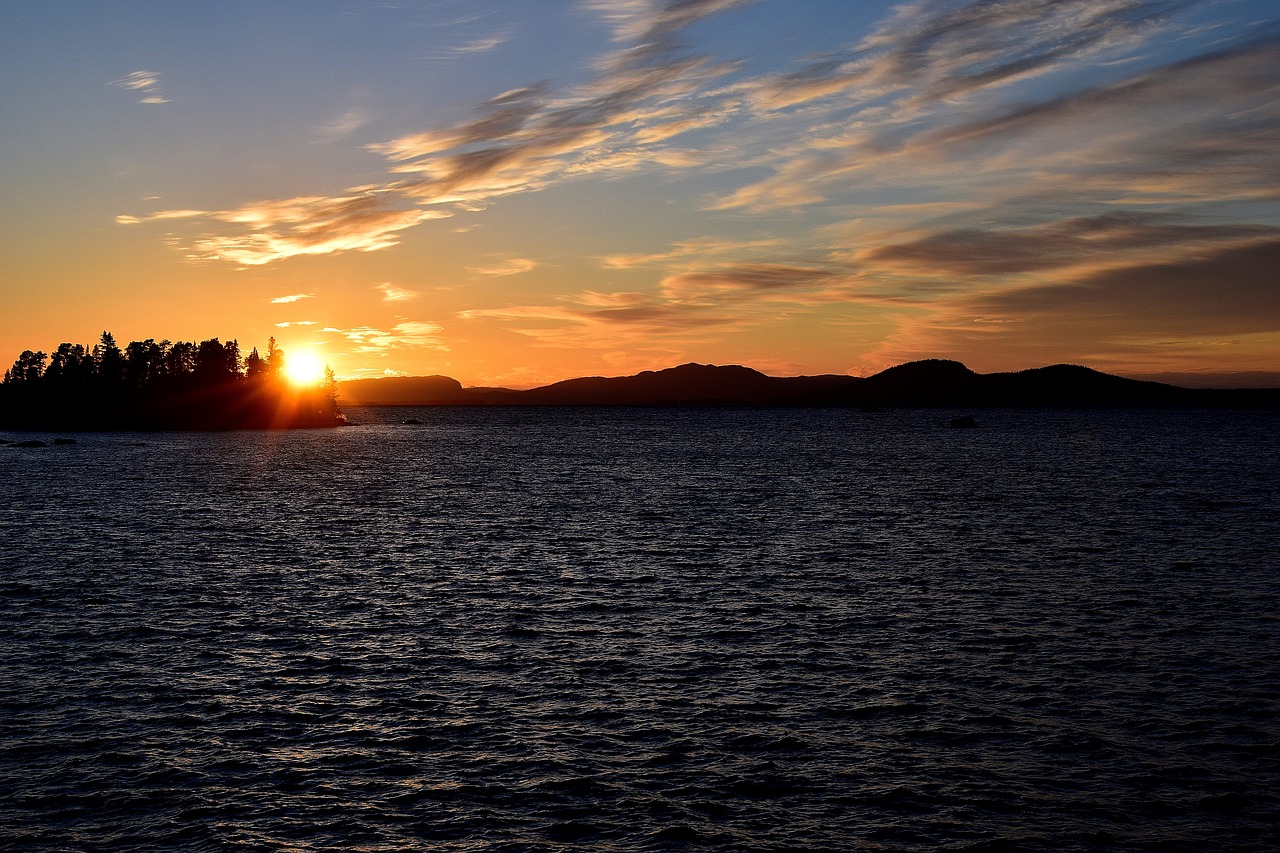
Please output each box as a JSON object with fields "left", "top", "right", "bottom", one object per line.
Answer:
{"left": 1, "top": 333, "right": 343, "bottom": 430}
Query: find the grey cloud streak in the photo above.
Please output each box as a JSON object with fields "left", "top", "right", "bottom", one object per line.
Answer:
{"left": 749, "top": 0, "right": 1190, "bottom": 111}
{"left": 913, "top": 35, "right": 1280, "bottom": 157}
{"left": 859, "top": 239, "right": 1280, "bottom": 372}
{"left": 860, "top": 214, "right": 1280, "bottom": 276}
{"left": 461, "top": 258, "right": 865, "bottom": 351}
{"left": 965, "top": 240, "right": 1280, "bottom": 337}
{"left": 720, "top": 21, "right": 1280, "bottom": 212}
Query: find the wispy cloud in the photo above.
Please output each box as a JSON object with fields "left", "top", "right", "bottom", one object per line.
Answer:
{"left": 458, "top": 253, "right": 867, "bottom": 353}
{"left": 467, "top": 257, "right": 537, "bottom": 277}
{"left": 190, "top": 195, "right": 448, "bottom": 265}
{"left": 450, "top": 28, "right": 513, "bottom": 54}
{"left": 115, "top": 195, "right": 448, "bottom": 265}
{"left": 115, "top": 209, "right": 206, "bottom": 225}
{"left": 660, "top": 263, "right": 843, "bottom": 304}
{"left": 318, "top": 106, "right": 371, "bottom": 142}
{"left": 599, "top": 236, "right": 784, "bottom": 269}
{"left": 271, "top": 293, "right": 314, "bottom": 304}
{"left": 863, "top": 239, "right": 1280, "bottom": 374}
{"left": 112, "top": 70, "right": 168, "bottom": 104}
{"left": 323, "top": 322, "right": 450, "bottom": 353}
{"left": 376, "top": 283, "right": 421, "bottom": 302}
{"left": 461, "top": 293, "right": 739, "bottom": 351}
{"left": 746, "top": 0, "right": 1189, "bottom": 112}
{"left": 858, "top": 213, "right": 1280, "bottom": 277}
{"left": 964, "top": 241, "right": 1280, "bottom": 337}
{"left": 717, "top": 11, "right": 1280, "bottom": 213}
{"left": 585, "top": 0, "right": 758, "bottom": 46}
{"left": 122, "top": 0, "right": 751, "bottom": 265}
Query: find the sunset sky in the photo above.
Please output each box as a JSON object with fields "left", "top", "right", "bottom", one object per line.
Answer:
{"left": 3, "top": 0, "right": 1278, "bottom": 387}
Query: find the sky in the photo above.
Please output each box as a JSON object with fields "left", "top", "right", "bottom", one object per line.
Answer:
{"left": 2, "top": 0, "right": 1278, "bottom": 387}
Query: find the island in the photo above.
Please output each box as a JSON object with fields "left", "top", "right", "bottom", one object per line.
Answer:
{"left": 1, "top": 333, "right": 343, "bottom": 430}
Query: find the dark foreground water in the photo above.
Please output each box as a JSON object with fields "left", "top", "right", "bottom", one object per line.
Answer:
{"left": 2, "top": 407, "right": 1278, "bottom": 851}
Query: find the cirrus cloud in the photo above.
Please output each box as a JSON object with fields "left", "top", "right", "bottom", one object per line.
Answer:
{"left": 322, "top": 322, "right": 450, "bottom": 354}
{"left": 467, "top": 257, "right": 537, "bottom": 277}
{"left": 112, "top": 70, "right": 168, "bottom": 104}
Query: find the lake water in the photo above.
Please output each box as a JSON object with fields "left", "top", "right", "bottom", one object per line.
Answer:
{"left": 2, "top": 407, "right": 1278, "bottom": 851}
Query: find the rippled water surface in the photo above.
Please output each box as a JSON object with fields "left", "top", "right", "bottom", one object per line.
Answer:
{"left": 3, "top": 407, "right": 1279, "bottom": 851}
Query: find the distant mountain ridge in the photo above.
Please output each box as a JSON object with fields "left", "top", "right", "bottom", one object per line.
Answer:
{"left": 337, "top": 360, "right": 1280, "bottom": 408}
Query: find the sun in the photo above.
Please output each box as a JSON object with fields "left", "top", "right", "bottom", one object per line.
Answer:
{"left": 283, "top": 350, "right": 327, "bottom": 387}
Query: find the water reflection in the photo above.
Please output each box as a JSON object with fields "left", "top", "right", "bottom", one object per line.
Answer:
{"left": 1, "top": 408, "right": 1278, "bottom": 850}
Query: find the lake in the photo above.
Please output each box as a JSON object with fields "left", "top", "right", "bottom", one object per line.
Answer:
{"left": 2, "top": 406, "right": 1278, "bottom": 851}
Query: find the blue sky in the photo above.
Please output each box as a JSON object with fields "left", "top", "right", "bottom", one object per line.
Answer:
{"left": 3, "top": 0, "right": 1277, "bottom": 386}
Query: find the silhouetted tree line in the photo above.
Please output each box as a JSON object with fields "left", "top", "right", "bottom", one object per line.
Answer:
{"left": 1, "top": 332, "right": 342, "bottom": 429}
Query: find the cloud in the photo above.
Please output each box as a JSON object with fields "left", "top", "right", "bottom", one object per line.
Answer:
{"left": 861, "top": 239, "right": 1280, "bottom": 373}
{"left": 271, "top": 293, "right": 314, "bottom": 304}
{"left": 585, "top": 0, "right": 665, "bottom": 43}
{"left": 372, "top": 84, "right": 550, "bottom": 161}
{"left": 599, "top": 236, "right": 784, "bottom": 269}
{"left": 458, "top": 253, "right": 868, "bottom": 351}
{"left": 747, "top": 0, "right": 1189, "bottom": 112}
{"left": 115, "top": 209, "right": 207, "bottom": 225}
{"left": 966, "top": 240, "right": 1280, "bottom": 337}
{"left": 585, "top": 0, "right": 757, "bottom": 47}
{"left": 449, "top": 28, "right": 513, "bottom": 54}
{"left": 660, "top": 263, "right": 841, "bottom": 303}
{"left": 906, "top": 35, "right": 1280, "bottom": 184}
{"left": 318, "top": 106, "right": 371, "bottom": 142}
{"left": 467, "top": 257, "right": 537, "bottom": 277}
{"left": 858, "top": 213, "right": 1280, "bottom": 276}
{"left": 274, "top": 321, "right": 318, "bottom": 327}
{"left": 711, "top": 7, "right": 1280, "bottom": 212}
{"left": 374, "top": 46, "right": 738, "bottom": 205}
{"left": 118, "top": 199, "right": 448, "bottom": 267}
{"left": 377, "top": 283, "right": 421, "bottom": 302}
{"left": 461, "top": 293, "right": 737, "bottom": 349}
{"left": 189, "top": 195, "right": 449, "bottom": 265}
{"left": 112, "top": 70, "right": 168, "bottom": 104}
{"left": 322, "top": 322, "right": 450, "bottom": 353}
{"left": 123, "top": 1, "right": 752, "bottom": 265}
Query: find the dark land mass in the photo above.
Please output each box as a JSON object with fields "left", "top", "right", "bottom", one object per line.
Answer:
{"left": 2, "top": 334, "right": 344, "bottom": 431}
{"left": 337, "top": 375, "right": 473, "bottom": 405}
{"left": 340, "top": 359, "right": 1280, "bottom": 409}
{"left": 1131, "top": 370, "right": 1280, "bottom": 389}
{"left": 9, "top": 335, "right": 1278, "bottom": 431}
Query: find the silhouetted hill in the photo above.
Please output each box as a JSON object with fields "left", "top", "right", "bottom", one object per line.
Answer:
{"left": 806, "top": 360, "right": 1205, "bottom": 407}
{"left": 338, "top": 363, "right": 858, "bottom": 406}
{"left": 978, "top": 365, "right": 1182, "bottom": 406}
{"left": 338, "top": 375, "right": 472, "bottom": 405}
{"left": 514, "top": 363, "right": 855, "bottom": 405}
{"left": 835, "top": 359, "right": 978, "bottom": 405}
{"left": 337, "top": 360, "right": 1280, "bottom": 409}
{"left": 1123, "top": 370, "right": 1280, "bottom": 389}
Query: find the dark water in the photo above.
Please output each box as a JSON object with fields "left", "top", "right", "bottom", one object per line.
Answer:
{"left": 2, "top": 407, "right": 1278, "bottom": 851}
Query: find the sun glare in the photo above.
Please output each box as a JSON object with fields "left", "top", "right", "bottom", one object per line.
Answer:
{"left": 283, "top": 350, "right": 327, "bottom": 386}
